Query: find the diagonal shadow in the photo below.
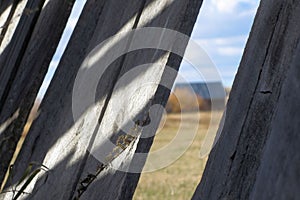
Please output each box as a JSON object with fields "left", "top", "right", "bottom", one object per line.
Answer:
{"left": 0, "top": 0, "right": 74, "bottom": 185}
{"left": 3, "top": 0, "right": 203, "bottom": 199}
{"left": 0, "top": 0, "right": 13, "bottom": 16}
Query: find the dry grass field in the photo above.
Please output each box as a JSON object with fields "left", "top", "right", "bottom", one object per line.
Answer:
{"left": 2, "top": 100, "right": 223, "bottom": 198}
{"left": 133, "top": 111, "right": 223, "bottom": 200}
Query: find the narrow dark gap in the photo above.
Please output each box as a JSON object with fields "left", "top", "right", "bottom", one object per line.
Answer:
{"left": 13, "top": 0, "right": 87, "bottom": 158}
{"left": 0, "top": 0, "right": 19, "bottom": 46}
{"left": 0, "top": 0, "right": 45, "bottom": 115}
{"left": 0, "top": 0, "right": 261, "bottom": 198}
{"left": 70, "top": 1, "right": 148, "bottom": 198}
{"left": 133, "top": 0, "right": 260, "bottom": 199}
{"left": 0, "top": 0, "right": 87, "bottom": 192}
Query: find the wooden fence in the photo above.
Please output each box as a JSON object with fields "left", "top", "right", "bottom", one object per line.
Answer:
{"left": 0, "top": 0, "right": 299, "bottom": 199}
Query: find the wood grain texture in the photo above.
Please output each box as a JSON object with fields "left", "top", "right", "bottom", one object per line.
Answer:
{"left": 0, "top": 0, "right": 27, "bottom": 55}
{"left": 1, "top": 0, "right": 202, "bottom": 199}
{"left": 192, "top": 0, "right": 300, "bottom": 199}
{"left": 78, "top": 0, "right": 202, "bottom": 199}
{"left": 0, "top": 0, "right": 74, "bottom": 188}
{"left": 250, "top": 43, "right": 300, "bottom": 200}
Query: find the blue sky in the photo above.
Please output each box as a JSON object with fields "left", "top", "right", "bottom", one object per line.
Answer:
{"left": 180, "top": 0, "right": 260, "bottom": 86}
{"left": 38, "top": 0, "right": 260, "bottom": 97}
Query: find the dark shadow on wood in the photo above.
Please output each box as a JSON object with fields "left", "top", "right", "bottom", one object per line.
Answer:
{"left": 0, "top": 0, "right": 74, "bottom": 185}
{"left": 0, "top": 0, "right": 20, "bottom": 46}
{"left": 2, "top": 0, "right": 202, "bottom": 199}
{"left": 192, "top": 0, "right": 300, "bottom": 199}
{"left": 0, "top": 0, "right": 13, "bottom": 16}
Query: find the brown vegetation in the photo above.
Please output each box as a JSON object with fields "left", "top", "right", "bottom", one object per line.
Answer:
{"left": 165, "top": 88, "right": 210, "bottom": 113}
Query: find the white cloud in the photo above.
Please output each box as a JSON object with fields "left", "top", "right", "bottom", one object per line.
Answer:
{"left": 184, "top": 35, "right": 249, "bottom": 86}
{"left": 195, "top": 35, "right": 247, "bottom": 57}
{"left": 196, "top": 35, "right": 247, "bottom": 46}
{"left": 191, "top": 0, "right": 260, "bottom": 39}
{"left": 211, "top": 0, "right": 258, "bottom": 14}
{"left": 217, "top": 47, "right": 244, "bottom": 56}
{"left": 238, "top": 7, "right": 259, "bottom": 17}
{"left": 188, "top": 0, "right": 260, "bottom": 86}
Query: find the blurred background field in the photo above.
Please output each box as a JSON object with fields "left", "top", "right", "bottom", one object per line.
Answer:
{"left": 11, "top": 86, "right": 227, "bottom": 198}
{"left": 133, "top": 111, "right": 223, "bottom": 200}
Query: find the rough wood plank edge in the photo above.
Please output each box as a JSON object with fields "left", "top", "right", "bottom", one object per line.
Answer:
{"left": 1, "top": 0, "right": 203, "bottom": 199}
{"left": 0, "top": 0, "right": 13, "bottom": 14}
{"left": 0, "top": 0, "right": 111, "bottom": 199}
{"left": 0, "top": 0, "right": 45, "bottom": 103}
{"left": 14, "top": 0, "right": 153, "bottom": 199}
{"left": 0, "top": 0, "right": 75, "bottom": 187}
{"left": 250, "top": 43, "right": 300, "bottom": 200}
{"left": 82, "top": 0, "right": 202, "bottom": 200}
{"left": 0, "top": 0, "right": 13, "bottom": 30}
{"left": 76, "top": 0, "right": 203, "bottom": 199}
{"left": 0, "top": 0, "right": 28, "bottom": 55}
{"left": 0, "top": 0, "right": 19, "bottom": 46}
{"left": 0, "top": 0, "right": 46, "bottom": 185}
{"left": 192, "top": 0, "right": 300, "bottom": 199}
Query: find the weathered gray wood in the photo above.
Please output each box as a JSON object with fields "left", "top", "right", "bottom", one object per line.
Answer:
{"left": 0, "top": 0, "right": 74, "bottom": 187}
{"left": 0, "top": 0, "right": 45, "bottom": 99}
{"left": 0, "top": 0, "right": 18, "bottom": 47}
{"left": 0, "top": 0, "right": 12, "bottom": 29}
{"left": 0, "top": 0, "right": 27, "bottom": 55}
{"left": 249, "top": 42, "right": 300, "bottom": 200}
{"left": 78, "top": 0, "right": 202, "bottom": 199}
{"left": 192, "top": 0, "right": 300, "bottom": 199}
{"left": 1, "top": 0, "right": 202, "bottom": 199}
{"left": 0, "top": 0, "right": 13, "bottom": 14}
{"left": 1, "top": 0, "right": 139, "bottom": 198}
{"left": 0, "top": 0, "right": 13, "bottom": 42}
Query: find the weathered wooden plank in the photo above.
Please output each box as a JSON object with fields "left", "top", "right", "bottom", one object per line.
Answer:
{"left": 1, "top": 0, "right": 202, "bottom": 199}
{"left": 1, "top": 0, "right": 142, "bottom": 199}
{"left": 0, "top": 0, "right": 27, "bottom": 55}
{"left": 0, "top": 0, "right": 13, "bottom": 40}
{"left": 249, "top": 43, "right": 300, "bottom": 200}
{"left": 77, "top": 0, "right": 203, "bottom": 199}
{"left": 0, "top": 0, "right": 19, "bottom": 47}
{"left": 0, "top": 0, "right": 74, "bottom": 188}
{"left": 0, "top": 0, "right": 12, "bottom": 29}
{"left": 0, "top": 0, "right": 45, "bottom": 100}
{"left": 192, "top": 0, "right": 300, "bottom": 199}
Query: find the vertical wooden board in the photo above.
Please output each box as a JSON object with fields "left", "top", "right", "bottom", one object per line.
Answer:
{"left": 0, "top": 0, "right": 27, "bottom": 54}
{"left": 0, "top": 0, "right": 13, "bottom": 33}
{"left": 222, "top": 3, "right": 300, "bottom": 199}
{"left": 1, "top": 0, "right": 147, "bottom": 199}
{"left": 0, "top": 1, "right": 46, "bottom": 181}
{"left": 0, "top": 0, "right": 12, "bottom": 16}
{"left": 0, "top": 0, "right": 75, "bottom": 186}
{"left": 0, "top": 0, "right": 12, "bottom": 40}
{"left": 0, "top": 0, "right": 45, "bottom": 101}
{"left": 0, "top": 0, "right": 28, "bottom": 55}
{"left": 249, "top": 45, "right": 300, "bottom": 200}
{"left": 1, "top": 0, "right": 203, "bottom": 199}
{"left": 76, "top": 0, "right": 203, "bottom": 199}
{"left": 192, "top": 0, "right": 300, "bottom": 199}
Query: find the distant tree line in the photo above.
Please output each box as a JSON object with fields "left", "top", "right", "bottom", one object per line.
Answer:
{"left": 165, "top": 88, "right": 211, "bottom": 113}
